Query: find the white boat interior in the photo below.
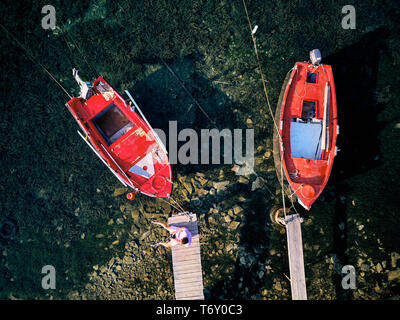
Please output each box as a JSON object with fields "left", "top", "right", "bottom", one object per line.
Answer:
{"left": 290, "top": 119, "right": 323, "bottom": 160}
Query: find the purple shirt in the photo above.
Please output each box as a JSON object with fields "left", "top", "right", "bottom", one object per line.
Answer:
{"left": 170, "top": 226, "right": 192, "bottom": 247}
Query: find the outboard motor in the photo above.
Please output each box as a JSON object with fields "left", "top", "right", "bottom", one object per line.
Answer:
{"left": 310, "top": 49, "right": 322, "bottom": 65}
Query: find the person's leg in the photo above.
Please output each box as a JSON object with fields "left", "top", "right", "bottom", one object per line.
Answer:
{"left": 156, "top": 241, "right": 172, "bottom": 248}
{"left": 73, "top": 68, "right": 85, "bottom": 87}
{"left": 151, "top": 220, "right": 173, "bottom": 232}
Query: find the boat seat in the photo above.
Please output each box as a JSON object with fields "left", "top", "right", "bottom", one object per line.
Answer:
{"left": 290, "top": 120, "right": 322, "bottom": 159}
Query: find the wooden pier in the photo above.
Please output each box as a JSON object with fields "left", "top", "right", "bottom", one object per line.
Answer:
{"left": 285, "top": 214, "right": 307, "bottom": 300}
{"left": 168, "top": 213, "right": 204, "bottom": 300}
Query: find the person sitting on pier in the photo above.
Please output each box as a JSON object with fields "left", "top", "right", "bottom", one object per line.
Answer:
{"left": 151, "top": 220, "right": 192, "bottom": 248}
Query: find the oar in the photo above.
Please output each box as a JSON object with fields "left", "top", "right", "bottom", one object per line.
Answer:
{"left": 325, "top": 84, "right": 330, "bottom": 152}
{"left": 321, "top": 82, "right": 330, "bottom": 151}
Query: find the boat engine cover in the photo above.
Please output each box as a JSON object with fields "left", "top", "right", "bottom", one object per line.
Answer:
{"left": 310, "top": 49, "right": 322, "bottom": 65}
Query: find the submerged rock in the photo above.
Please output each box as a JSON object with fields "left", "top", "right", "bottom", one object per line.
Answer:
{"left": 139, "top": 231, "right": 151, "bottom": 241}
{"left": 388, "top": 269, "right": 400, "bottom": 282}
{"left": 251, "top": 176, "right": 265, "bottom": 191}
{"left": 232, "top": 205, "right": 243, "bottom": 215}
{"left": 182, "top": 181, "right": 193, "bottom": 194}
{"left": 228, "top": 221, "right": 240, "bottom": 230}
{"left": 273, "top": 280, "right": 282, "bottom": 291}
{"left": 391, "top": 252, "right": 400, "bottom": 268}
{"left": 232, "top": 158, "right": 255, "bottom": 176}
{"left": 113, "top": 187, "right": 128, "bottom": 197}
{"left": 213, "top": 181, "right": 230, "bottom": 193}
{"left": 263, "top": 151, "right": 271, "bottom": 159}
{"left": 238, "top": 176, "right": 250, "bottom": 184}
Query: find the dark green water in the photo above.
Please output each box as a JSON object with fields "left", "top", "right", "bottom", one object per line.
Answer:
{"left": 0, "top": 0, "right": 399, "bottom": 300}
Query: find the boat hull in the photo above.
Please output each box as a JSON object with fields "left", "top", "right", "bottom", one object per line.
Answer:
{"left": 66, "top": 76, "right": 173, "bottom": 198}
{"left": 274, "top": 62, "right": 338, "bottom": 210}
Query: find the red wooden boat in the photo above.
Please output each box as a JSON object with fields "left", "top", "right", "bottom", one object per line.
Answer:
{"left": 274, "top": 50, "right": 339, "bottom": 210}
{"left": 65, "top": 72, "right": 172, "bottom": 198}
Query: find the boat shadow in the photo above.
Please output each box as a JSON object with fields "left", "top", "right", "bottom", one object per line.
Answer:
{"left": 324, "top": 27, "right": 389, "bottom": 183}
{"left": 128, "top": 54, "right": 251, "bottom": 176}
{"left": 308, "top": 27, "right": 390, "bottom": 299}
{"left": 193, "top": 186, "right": 274, "bottom": 299}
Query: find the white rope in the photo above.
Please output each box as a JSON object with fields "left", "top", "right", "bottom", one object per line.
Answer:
{"left": 241, "top": 0, "right": 288, "bottom": 218}
{"left": 159, "top": 57, "right": 217, "bottom": 127}
{"left": 159, "top": 197, "right": 181, "bottom": 212}
{"left": 295, "top": 80, "right": 307, "bottom": 98}
{"left": 1, "top": 23, "right": 73, "bottom": 100}
{"left": 169, "top": 196, "right": 186, "bottom": 213}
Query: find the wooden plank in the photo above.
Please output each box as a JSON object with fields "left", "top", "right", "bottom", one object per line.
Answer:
{"left": 173, "top": 264, "right": 202, "bottom": 273}
{"left": 285, "top": 214, "right": 307, "bottom": 300}
{"left": 174, "top": 274, "right": 203, "bottom": 281}
{"left": 172, "top": 247, "right": 201, "bottom": 255}
{"left": 175, "top": 281, "right": 204, "bottom": 290}
{"left": 168, "top": 213, "right": 204, "bottom": 300}
{"left": 173, "top": 265, "right": 201, "bottom": 273}
{"left": 173, "top": 264, "right": 202, "bottom": 272}
{"left": 181, "top": 295, "right": 205, "bottom": 300}
{"left": 174, "top": 277, "right": 203, "bottom": 286}
{"left": 172, "top": 250, "right": 201, "bottom": 257}
{"left": 173, "top": 253, "right": 202, "bottom": 262}
{"left": 175, "top": 273, "right": 203, "bottom": 281}
{"left": 176, "top": 291, "right": 204, "bottom": 299}
{"left": 172, "top": 259, "right": 202, "bottom": 268}
{"left": 172, "top": 244, "right": 201, "bottom": 252}
{"left": 174, "top": 271, "right": 202, "bottom": 279}
{"left": 169, "top": 214, "right": 197, "bottom": 223}
{"left": 172, "top": 248, "right": 200, "bottom": 256}
{"left": 174, "top": 271, "right": 204, "bottom": 280}
{"left": 175, "top": 277, "right": 203, "bottom": 285}
{"left": 176, "top": 285, "right": 204, "bottom": 292}
{"left": 173, "top": 257, "right": 202, "bottom": 266}
{"left": 175, "top": 278, "right": 204, "bottom": 287}
{"left": 176, "top": 285, "right": 204, "bottom": 294}
{"left": 173, "top": 260, "right": 201, "bottom": 267}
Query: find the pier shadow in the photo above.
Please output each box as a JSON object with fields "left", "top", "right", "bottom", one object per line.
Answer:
{"left": 331, "top": 182, "right": 353, "bottom": 300}
{"left": 205, "top": 189, "right": 274, "bottom": 299}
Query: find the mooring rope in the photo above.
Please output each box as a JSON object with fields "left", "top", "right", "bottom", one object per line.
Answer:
{"left": 241, "top": 0, "right": 288, "bottom": 219}
{"left": 0, "top": 23, "right": 73, "bottom": 100}
{"left": 63, "top": 28, "right": 98, "bottom": 78}
{"left": 159, "top": 57, "right": 217, "bottom": 127}
{"left": 159, "top": 196, "right": 190, "bottom": 219}
{"left": 159, "top": 197, "right": 181, "bottom": 212}
{"left": 169, "top": 196, "right": 186, "bottom": 213}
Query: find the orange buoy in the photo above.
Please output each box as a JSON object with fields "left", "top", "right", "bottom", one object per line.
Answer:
{"left": 126, "top": 192, "right": 136, "bottom": 200}
{"left": 301, "top": 184, "right": 316, "bottom": 199}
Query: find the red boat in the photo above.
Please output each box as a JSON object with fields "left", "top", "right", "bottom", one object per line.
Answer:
{"left": 273, "top": 50, "right": 339, "bottom": 210}
{"left": 65, "top": 73, "right": 173, "bottom": 198}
